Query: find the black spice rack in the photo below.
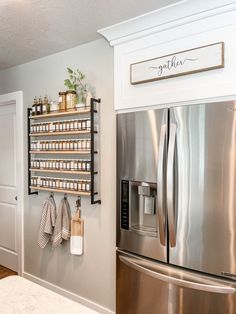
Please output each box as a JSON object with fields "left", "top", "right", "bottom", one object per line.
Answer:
{"left": 27, "top": 98, "right": 101, "bottom": 204}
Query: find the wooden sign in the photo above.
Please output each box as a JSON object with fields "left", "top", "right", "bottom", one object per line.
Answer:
{"left": 130, "top": 42, "right": 224, "bottom": 85}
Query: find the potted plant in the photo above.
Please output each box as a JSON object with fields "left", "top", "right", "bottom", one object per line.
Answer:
{"left": 64, "top": 68, "right": 88, "bottom": 109}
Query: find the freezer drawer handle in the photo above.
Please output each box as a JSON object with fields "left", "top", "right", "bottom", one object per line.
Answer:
{"left": 119, "top": 255, "right": 235, "bottom": 295}
{"left": 157, "top": 123, "right": 167, "bottom": 246}
{"left": 167, "top": 123, "right": 177, "bottom": 247}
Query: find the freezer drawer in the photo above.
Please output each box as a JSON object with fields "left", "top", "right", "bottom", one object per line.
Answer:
{"left": 117, "top": 251, "right": 236, "bottom": 314}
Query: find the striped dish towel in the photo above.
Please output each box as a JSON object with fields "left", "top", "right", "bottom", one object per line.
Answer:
{"left": 38, "top": 195, "right": 56, "bottom": 248}
{"left": 52, "top": 198, "right": 71, "bottom": 248}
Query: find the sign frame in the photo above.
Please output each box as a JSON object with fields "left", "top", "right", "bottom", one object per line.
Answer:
{"left": 130, "top": 42, "right": 225, "bottom": 85}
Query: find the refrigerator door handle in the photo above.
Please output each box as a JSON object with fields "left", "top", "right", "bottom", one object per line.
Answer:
{"left": 119, "top": 255, "right": 235, "bottom": 294}
{"left": 157, "top": 124, "right": 167, "bottom": 246}
{"left": 167, "top": 123, "right": 177, "bottom": 247}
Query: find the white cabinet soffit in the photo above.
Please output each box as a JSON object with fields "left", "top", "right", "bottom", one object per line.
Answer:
{"left": 98, "top": 0, "right": 236, "bottom": 46}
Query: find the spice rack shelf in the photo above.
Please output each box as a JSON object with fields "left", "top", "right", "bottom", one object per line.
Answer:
{"left": 30, "top": 169, "right": 95, "bottom": 175}
{"left": 28, "top": 98, "right": 101, "bottom": 204}
{"left": 29, "top": 130, "right": 96, "bottom": 137}
{"left": 30, "top": 150, "right": 94, "bottom": 154}
{"left": 29, "top": 108, "right": 94, "bottom": 119}
{"left": 30, "top": 186, "right": 96, "bottom": 196}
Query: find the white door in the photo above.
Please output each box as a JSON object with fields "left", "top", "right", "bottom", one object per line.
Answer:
{"left": 0, "top": 102, "right": 18, "bottom": 271}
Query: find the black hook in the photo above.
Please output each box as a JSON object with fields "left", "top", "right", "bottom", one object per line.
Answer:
{"left": 64, "top": 193, "right": 67, "bottom": 200}
{"left": 50, "top": 192, "right": 54, "bottom": 198}
{"left": 76, "top": 196, "right": 81, "bottom": 208}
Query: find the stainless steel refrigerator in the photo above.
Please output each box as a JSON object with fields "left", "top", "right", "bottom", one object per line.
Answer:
{"left": 116, "top": 101, "right": 236, "bottom": 314}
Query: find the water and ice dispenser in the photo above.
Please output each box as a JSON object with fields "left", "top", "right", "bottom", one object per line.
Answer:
{"left": 121, "top": 180, "right": 157, "bottom": 236}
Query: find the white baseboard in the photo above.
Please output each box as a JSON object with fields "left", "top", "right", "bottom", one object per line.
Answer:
{"left": 23, "top": 272, "right": 114, "bottom": 314}
{"left": 0, "top": 246, "right": 17, "bottom": 272}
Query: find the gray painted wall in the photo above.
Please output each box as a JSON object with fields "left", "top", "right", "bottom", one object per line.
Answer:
{"left": 0, "top": 38, "right": 115, "bottom": 312}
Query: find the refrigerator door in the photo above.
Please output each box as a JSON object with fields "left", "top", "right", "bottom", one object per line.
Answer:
{"left": 117, "top": 250, "right": 236, "bottom": 314}
{"left": 117, "top": 109, "right": 167, "bottom": 262}
{"left": 169, "top": 101, "right": 236, "bottom": 279}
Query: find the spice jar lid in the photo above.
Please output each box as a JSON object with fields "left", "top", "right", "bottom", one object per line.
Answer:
{"left": 66, "top": 90, "right": 77, "bottom": 95}
{"left": 59, "top": 91, "right": 66, "bottom": 95}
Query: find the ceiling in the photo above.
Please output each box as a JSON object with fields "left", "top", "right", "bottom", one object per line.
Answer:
{"left": 0, "top": 0, "right": 179, "bottom": 70}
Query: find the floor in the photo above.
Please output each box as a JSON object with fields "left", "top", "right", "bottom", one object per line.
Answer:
{"left": 0, "top": 265, "right": 17, "bottom": 279}
{"left": 0, "top": 276, "right": 99, "bottom": 313}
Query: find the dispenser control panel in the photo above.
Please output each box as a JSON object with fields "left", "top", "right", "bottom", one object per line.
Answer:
{"left": 121, "top": 180, "right": 129, "bottom": 230}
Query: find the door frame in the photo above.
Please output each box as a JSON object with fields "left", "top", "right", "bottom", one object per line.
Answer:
{"left": 0, "top": 91, "right": 24, "bottom": 275}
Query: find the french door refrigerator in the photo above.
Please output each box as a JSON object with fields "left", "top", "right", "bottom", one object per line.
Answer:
{"left": 116, "top": 101, "right": 236, "bottom": 314}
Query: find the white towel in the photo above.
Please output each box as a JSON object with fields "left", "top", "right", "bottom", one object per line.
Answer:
{"left": 52, "top": 198, "right": 71, "bottom": 248}
{"left": 38, "top": 196, "right": 56, "bottom": 248}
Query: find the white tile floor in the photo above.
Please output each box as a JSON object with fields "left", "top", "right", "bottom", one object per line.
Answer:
{"left": 0, "top": 276, "right": 99, "bottom": 314}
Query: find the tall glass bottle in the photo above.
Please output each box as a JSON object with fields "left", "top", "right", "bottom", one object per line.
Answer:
{"left": 32, "top": 97, "right": 37, "bottom": 116}
{"left": 43, "top": 96, "right": 49, "bottom": 114}
{"left": 37, "top": 96, "right": 43, "bottom": 115}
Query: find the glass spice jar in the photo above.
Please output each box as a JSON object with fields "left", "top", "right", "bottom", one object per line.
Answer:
{"left": 86, "top": 119, "right": 91, "bottom": 129}
{"left": 62, "top": 140, "right": 67, "bottom": 150}
{"left": 74, "top": 120, "right": 78, "bottom": 130}
{"left": 78, "top": 140, "right": 82, "bottom": 150}
{"left": 66, "top": 90, "right": 77, "bottom": 111}
{"left": 82, "top": 140, "right": 87, "bottom": 150}
{"left": 42, "top": 96, "right": 48, "bottom": 114}
{"left": 37, "top": 97, "right": 43, "bottom": 115}
{"left": 78, "top": 119, "right": 82, "bottom": 130}
{"left": 69, "top": 140, "right": 74, "bottom": 150}
{"left": 55, "top": 140, "right": 58, "bottom": 150}
{"left": 59, "top": 121, "right": 63, "bottom": 132}
{"left": 86, "top": 160, "right": 91, "bottom": 171}
{"left": 59, "top": 92, "right": 66, "bottom": 111}
{"left": 63, "top": 160, "right": 67, "bottom": 170}
{"left": 63, "top": 120, "right": 66, "bottom": 131}
{"left": 59, "top": 140, "right": 63, "bottom": 150}
{"left": 32, "top": 97, "right": 37, "bottom": 116}
{"left": 74, "top": 140, "right": 78, "bottom": 150}
{"left": 36, "top": 159, "right": 39, "bottom": 169}
{"left": 81, "top": 180, "right": 86, "bottom": 191}
{"left": 66, "top": 120, "right": 70, "bottom": 131}
{"left": 56, "top": 179, "right": 60, "bottom": 189}
{"left": 70, "top": 120, "right": 74, "bottom": 130}
{"left": 66, "top": 140, "right": 70, "bottom": 150}
{"left": 50, "top": 101, "right": 59, "bottom": 112}
{"left": 74, "top": 160, "right": 78, "bottom": 170}
{"left": 74, "top": 181, "right": 78, "bottom": 190}
{"left": 82, "top": 120, "right": 86, "bottom": 130}
{"left": 55, "top": 122, "right": 60, "bottom": 132}
{"left": 70, "top": 181, "right": 74, "bottom": 190}
{"left": 86, "top": 181, "right": 90, "bottom": 192}
{"left": 86, "top": 140, "right": 91, "bottom": 150}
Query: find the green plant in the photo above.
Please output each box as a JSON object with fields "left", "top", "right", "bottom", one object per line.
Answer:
{"left": 64, "top": 68, "right": 87, "bottom": 93}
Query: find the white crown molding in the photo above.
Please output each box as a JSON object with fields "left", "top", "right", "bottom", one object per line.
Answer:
{"left": 98, "top": 0, "right": 236, "bottom": 46}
